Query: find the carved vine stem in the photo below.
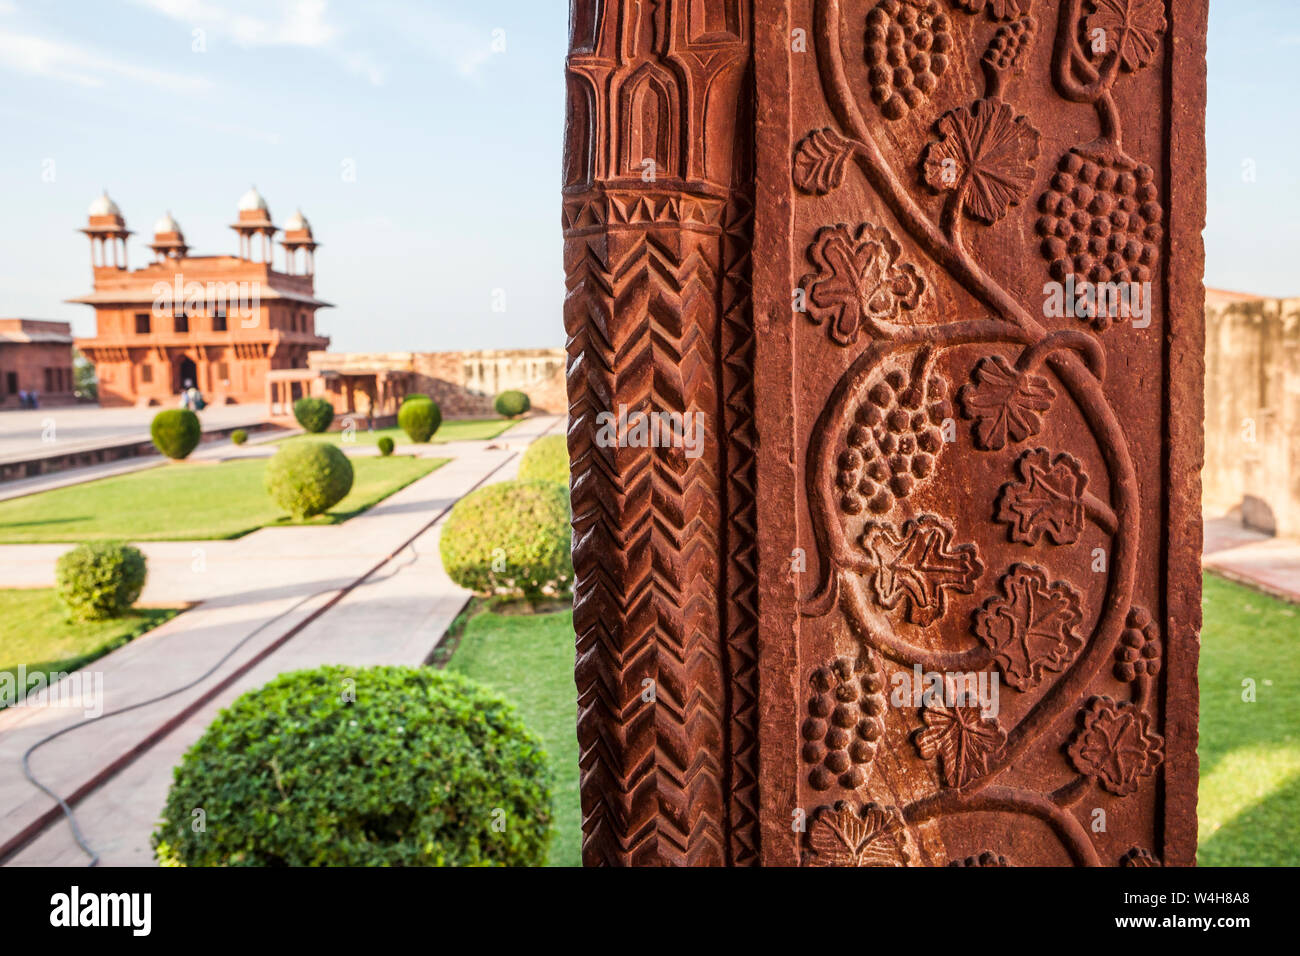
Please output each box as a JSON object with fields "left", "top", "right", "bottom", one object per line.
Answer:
{"left": 806, "top": 0, "right": 1144, "bottom": 864}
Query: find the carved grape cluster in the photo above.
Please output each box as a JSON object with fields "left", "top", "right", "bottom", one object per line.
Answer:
{"left": 1036, "top": 147, "right": 1163, "bottom": 326}
{"left": 837, "top": 366, "right": 951, "bottom": 516}
{"left": 1115, "top": 606, "right": 1161, "bottom": 682}
{"left": 865, "top": 0, "right": 953, "bottom": 120}
{"left": 802, "top": 656, "right": 887, "bottom": 791}
{"left": 982, "top": 15, "right": 1036, "bottom": 73}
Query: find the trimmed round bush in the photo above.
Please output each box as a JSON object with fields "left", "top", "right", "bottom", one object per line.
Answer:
{"left": 439, "top": 479, "right": 572, "bottom": 600}
{"left": 518, "top": 435, "right": 569, "bottom": 486}
{"left": 398, "top": 397, "right": 441, "bottom": 443}
{"left": 292, "top": 396, "right": 334, "bottom": 434}
{"left": 494, "top": 390, "right": 531, "bottom": 418}
{"left": 230, "top": 429, "right": 248, "bottom": 446}
{"left": 377, "top": 435, "right": 395, "bottom": 456}
{"left": 152, "top": 665, "right": 552, "bottom": 867}
{"left": 55, "top": 541, "right": 147, "bottom": 621}
{"left": 264, "top": 441, "right": 354, "bottom": 518}
{"left": 402, "top": 393, "right": 431, "bottom": 405}
{"left": 150, "top": 409, "right": 200, "bottom": 460}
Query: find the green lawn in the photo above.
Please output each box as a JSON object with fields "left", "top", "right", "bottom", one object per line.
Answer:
{"left": 279, "top": 418, "right": 517, "bottom": 447}
{"left": 0, "top": 589, "right": 179, "bottom": 707}
{"left": 0, "top": 455, "right": 447, "bottom": 543}
{"left": 1198, "top": 573, "right": 1300, "bottom": 865}
{"left": 445, "top": 607, "right": 579, "bottom": 867}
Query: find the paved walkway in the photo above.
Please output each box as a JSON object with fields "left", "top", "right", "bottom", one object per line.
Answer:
{"left": 0, "top": 414, "right": 560, "bottom": 865}
{"left": 1203, "top": 514, "right": 1300, "bottom": 603}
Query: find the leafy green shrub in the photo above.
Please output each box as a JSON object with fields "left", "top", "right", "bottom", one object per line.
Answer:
{"left": 402, "top": 393, "right": 430, "bottom": 405}
{"left": 494, "top": 390, "right": 531, "bottom": 418}
{"left": 518, "top": 435, "right": 569, "bottom": 486}
{"left": 150, "top": 409, "right": 201, "bottom": 460}
{"left": 152, "top": 665, "right": 552, "bottom": 867}
{"left": 377, "top": 435, "right": 395, "bottom": 456}
{"left": 440, "top": 479, "right": 572, "bottom": 600}
{"left": 264, "top": 442, "right": 354, "bottom": 518}
{"left": 292, "top": 397, "right": 334, "bottom": 434}
{"left": 230, "top": 429, "right": 248, "bottom": 446}
{"left": 55, "top": 542, "right": 147, "bottom": 621}
{"left": 398, "top": 397, "right": 441, "bottom": 443}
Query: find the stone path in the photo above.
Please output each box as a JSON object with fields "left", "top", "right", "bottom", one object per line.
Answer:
{"left": 0, "top": 414, "right": 559, "bottom": 866}
{"left": 1203, "top": 514, "right": 1300, "bottom": 603}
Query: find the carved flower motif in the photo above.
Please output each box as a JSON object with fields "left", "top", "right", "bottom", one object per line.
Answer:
{"left": 914, "top": 701, "right": 1006, "bottom": 787}
{"left": 1086, "top": 0, "right": 1166, "bottom": 73}
{"left": 949, "top": 851, "right": 1013, "bottom": 866}
{"left": 800, "top": 223, "right": 926, "bottom": 347}
{"left": 1067, "top": 696, "right": 1164, "bottom": 796}
{"left": 794, "top": 128, "right": 856, "bottom": 195}
{"left": 805, "top": 801, "right": 911, "bottom": 867}
{"left": 922, "top": 98, "right": 1041, "bottom": 224}
{"left": 951, "top": 0, "right": 1026, "bottom": 19}
{"left": 859, "top": 514, "right": 984, "bottom": 626}
{"left": 996, "top": 448, "right": 1088, "bottom": 546}
{"left": 974, "top": 564, "right": 1084, "bottom": 691}
{"left": 959, "top": 354, "right": 1056, "bottom": 450}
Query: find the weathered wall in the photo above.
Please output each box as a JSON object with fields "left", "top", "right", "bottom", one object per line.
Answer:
{"left": 308, "top": 348, "right": 566, "bottom": 417}
{"left": 1203, "top": 290, "right": 1300, "bottom": 535}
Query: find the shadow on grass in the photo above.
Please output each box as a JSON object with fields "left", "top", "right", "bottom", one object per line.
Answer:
{"left": 0, "top": 516, "right": 89, "bottom": 530}
{"left": 1199, "top": 772, "right": 1300, "bottom": 866}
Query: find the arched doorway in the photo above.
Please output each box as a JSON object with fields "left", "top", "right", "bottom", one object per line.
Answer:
{"left": 176, "top": 356, "right": 197, "bottom": 394}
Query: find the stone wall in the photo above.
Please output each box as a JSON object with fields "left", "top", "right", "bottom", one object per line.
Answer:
{"left": 1203, "top": 290, "right": 1300, "bottom": 535}
{"left": 306, "top": 347, "right": 566, "bottom": 418}
{"left": 0, "top": 319, "right": 76, "bottom": 408}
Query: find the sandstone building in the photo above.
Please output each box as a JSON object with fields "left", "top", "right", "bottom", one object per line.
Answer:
{"left": 70, "top": 189, "right": 330, "bottom": 407}
{"left": 0, "top": 319, "right": 75, "bottom": 408}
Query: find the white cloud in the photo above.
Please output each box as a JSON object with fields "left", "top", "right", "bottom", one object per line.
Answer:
{"left": 0, "top": 29, "right": 212, "bottom": 90}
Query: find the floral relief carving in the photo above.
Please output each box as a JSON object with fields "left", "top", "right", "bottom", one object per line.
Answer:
{"left": 951, "top": 0, "right": 1028, "bottom": 20}
{"left": 914, "top": 701, "right": 1006, "bottom": 788}
{"left": 1114, "top": 606, "right": 1161, "bottom": 682}
{"left": 949, "top": 850, "right": 1013, "bottom": 866}
{"left": 959, "top": 354, "right": 1056, "bottom": 450}
{"left": 974, "top": 563, "right": 1085, "bottom": 692}
{"left": 1120, "top": 847, "right": 1162, "bottom": 867}
{"left": 793, "top": 128, "right": 856, "bottom": 195}
{"left": 805, "top": 801, "right": 911, "bottom": 867}
{"left": 800, "top": 222, "right": 926, "bottom": 347}
{"left": 802, "top": 654, "right": 888, "bottom": 791}
{"left": 996, "top": 448, "right": 1089, "bottom": 546}
{"left": 1086, "top": 0, "right": 1167, "bottom": 73}
{"left": 859, "top": 514, "right": 984, "bottom": 626}
{"left": 922, "top": 98, "right": 1041, "bottom": 224}
{"left": 1067, "top": 696, "right": 1164, "bottom": 796}
{"left": 865, "top": 1, "right": 953, "bottom": 121}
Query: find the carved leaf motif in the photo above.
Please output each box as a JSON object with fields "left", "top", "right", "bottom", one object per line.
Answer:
{"left": 805, "top": 801, "right": 910, "bottom": 867}
{"left": 959, "top": 354, "right": 1056, "bottom": 450}
{"left": 997, "top": 448, "right": 1089, "bottom": 545}
{"left": 1067, "top": 696, "right": 1165, "bottom": 796}
{"left": 1086, "top": 0, "right": 1167, "bottom": 73}
{"left": 922, "top": 98, "right": 1041, "bottom": 225}
{"left": 1121, "top": 847, "right": 1162, "bottom": 867}
{"left": 859, "top": 514, "right": 984, "bottom": 626}
{"left": 793, "top": 128, "right": 855, "bottom": 195}
{"left": 974, "top": 564, "right": 1084, "bottom": 691}
{"left": 913, "top": 702, "right": 1006, "bottom": 787}
{"left": 800, "top": 223, "right": 926, "bottom": 347}
{"left": 951, "top": 0, "right": 1027, "bottom": 19}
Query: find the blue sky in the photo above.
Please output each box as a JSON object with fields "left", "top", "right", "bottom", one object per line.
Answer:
{"left": 0, "top": 1, "right": 1291, "bottom": 351}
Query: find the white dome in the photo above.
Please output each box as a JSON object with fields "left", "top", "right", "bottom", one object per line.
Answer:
{"left": 237, "top": 186, "right": 269, "bottom": 213}
{"left": 284, "top": 208, "right": 311, "bottom": 231}
{"left": 154, "top": 211, "right": 182, "bottom": 234}
{"left": 88, "top": 191, "right": 120, "bottom": 217}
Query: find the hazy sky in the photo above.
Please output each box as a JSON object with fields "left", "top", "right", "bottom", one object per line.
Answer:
{"left": 0, "top": 1, "right": 1290, "bottom": 352}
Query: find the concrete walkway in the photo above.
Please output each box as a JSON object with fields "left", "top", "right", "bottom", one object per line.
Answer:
{"left": 0, "top": 414, "right": 560, "bottom": 866}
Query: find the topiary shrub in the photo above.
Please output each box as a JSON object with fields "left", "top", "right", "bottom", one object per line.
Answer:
{"left": 55, "top": 541, "right": 147, "bottom": 621}
{"left": 150, "top": 409, "right": 201, "bottom": 460}
{"left": 440, "top": 479, "right": 572, "bottom": 600}
{"left": 402, "top": 393, "right": 430, "bottom": 405}
{"left": 398, "top": 397, "right": 441, "bottom": 443}
{"left": 264, "top": 441, "right": 354, "bottom": 519}
{"left": 518, "top": 434, "right": 569, "bottom": 486}
{"left": 377, "top": 435, "right": 395, "bottom": 456}
{"left": 494, "top": 390, "right": 531, "bottom": 418}
{"left": 230, "top": 429, "right": 248, "bottom": 446}
{"left": 292, "top": 396, "right": 334, "bottom": 434}
{"left": 152, "top": 665, "right": 552, "bottom": 867}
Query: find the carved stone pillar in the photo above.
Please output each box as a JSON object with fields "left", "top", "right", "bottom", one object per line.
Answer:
{"left": 565, "top": 0, "right": 1205, "bottom": 867}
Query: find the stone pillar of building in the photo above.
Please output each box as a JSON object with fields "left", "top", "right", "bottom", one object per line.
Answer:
{"left": 564, "top": 0, "right": 1205, "bottom": 867}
